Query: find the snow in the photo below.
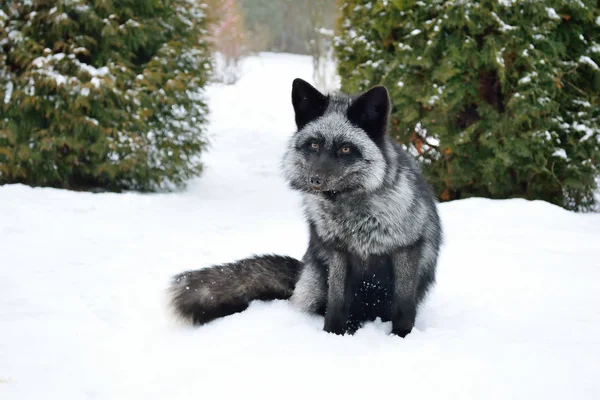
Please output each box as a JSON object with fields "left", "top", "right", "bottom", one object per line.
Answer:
{"left": 78, "top": 63, "right": 109, "bottom": 78}
{"left": 498, "top": 0, "right": 515, "bottom": 6}
{"left": 90, "top": 77, "right": 102, "bottom": 88}
{"left": 552, "top": 148, "right": 567, "bottom": 159}
{"left": 579, "top": 55, "right": 599, "bottom": 70}
{"left": 55, "top": 13, "right": 68, "bottom": 22}
{"left": 518, "top": 71, "right": 536, "bottom": 84}
{"left": 398, "top": 42, "right": 413, "bottom": 51}
{"left": 317, "top": 27, "right": 334, "bottom": 37}
{"left": 30, "top": 53, "right": 107, "bottom": 89}
{"left": 546, "top": 7, "right": 560, "bottom": 20}
{"left": 491, "top": 11, "right": 517, "bottom": 32}
{"left": 496, "top": 48, "right": 505, "bottom": 67}
{"left": 34, "top": 69, "right": 68, "bottom": 86}
{"left": 537, "top": 96, "right": 550, "bottom": 105}
{"left": 579, "top": 129, "right": 594, "bottom": 142}
{"left": 0, "top": 10, "right": 8, "bottom": 24}
{"left": 2, "top": 53, "right": 600, "bottom": 400}
{"left": 572, "top": 122, "right": 597, "bottom": 142}
{"left": 3, "top": 81, "right": 13, "bottom": 103}
{"left": 7, "top": 30, "right": 23, "bottom": 43}
{"left": 573, "top": 99, "right": 591, "bottom": 108}
{"left": 124, "top": 19, "right": 141, "bottom": 28}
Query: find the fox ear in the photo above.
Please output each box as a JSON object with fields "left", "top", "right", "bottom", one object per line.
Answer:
{"left": 347, "top": 86, "right": 390, "bottom": 141}
{"left": 292, "top": 78, "right": 328, "bottom": 130}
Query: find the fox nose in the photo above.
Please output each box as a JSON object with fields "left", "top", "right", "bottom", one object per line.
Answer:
{"left": 309, "top": 175, "right": 324, "bottom": 190}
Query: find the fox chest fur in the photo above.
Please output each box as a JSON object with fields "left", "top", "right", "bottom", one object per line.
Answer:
{"left": 303, "top": 178, "right": 427, "bottom": 258}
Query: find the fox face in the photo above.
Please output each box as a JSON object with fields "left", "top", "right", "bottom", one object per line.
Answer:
{"left": 283, "top": 79, "right": 391, "bottom": 195}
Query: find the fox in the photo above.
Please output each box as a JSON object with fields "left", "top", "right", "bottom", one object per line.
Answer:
{"left": 169, "top": 78, "right": 442, "bottom": 337}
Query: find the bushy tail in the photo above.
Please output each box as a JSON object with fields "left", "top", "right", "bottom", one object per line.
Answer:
{"left": 169, "top": 254, "right": 302, "bottom": 325}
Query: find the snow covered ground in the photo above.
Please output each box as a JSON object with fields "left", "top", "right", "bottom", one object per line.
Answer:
{"left": 1, "top": 53, "right": 600, "bottom": 400}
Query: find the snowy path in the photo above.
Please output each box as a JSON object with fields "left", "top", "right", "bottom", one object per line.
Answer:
{"left": 1, "top": 53, "right": 600, "bottom": 400}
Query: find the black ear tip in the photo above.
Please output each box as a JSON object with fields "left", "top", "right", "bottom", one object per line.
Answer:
{"left": 370, "top": 85, "right": 390, "bottom": 100}
{"left": 292, "top": 78, "right": 309, "bottom": 89}
{"left": 292, "top": 78, "right": 311, "bottom": 100}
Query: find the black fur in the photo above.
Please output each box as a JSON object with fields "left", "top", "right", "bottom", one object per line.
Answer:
{"left": 170, "top": 255, "right": 302, "bottom": 325}
{"left": 347, "top": 86, "right": 391, "bottom": 142}
{"left": 292, "top": 78, "right": 329, "bottom": 130}
{"left": 305, "top": 223, "right": 429, "bottom": 337}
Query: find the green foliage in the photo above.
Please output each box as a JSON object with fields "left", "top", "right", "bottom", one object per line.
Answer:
{"left": 0, "top": 0, "right": 211, "bottom": 191}
{"left": 335, "top": 0, "right": 600, "bottom": 211}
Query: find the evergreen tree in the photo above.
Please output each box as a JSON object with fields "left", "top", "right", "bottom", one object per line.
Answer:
{"left": 335, "top": 0, "right": 600, "bottom": 211}
{"left": 0, "top": 0, "right": 211, "bottom": 191}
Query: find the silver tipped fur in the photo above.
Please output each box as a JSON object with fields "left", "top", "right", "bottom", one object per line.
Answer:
{"left": 168, "top": 78, "right": 442, "bottom": 336}
{"left": 169, "top": 255, "right": 301, "bottom": 325}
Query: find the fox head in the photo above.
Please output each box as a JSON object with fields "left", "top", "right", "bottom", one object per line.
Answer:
{"left": 282, "top": 78, "right": 391, "bottom": 197}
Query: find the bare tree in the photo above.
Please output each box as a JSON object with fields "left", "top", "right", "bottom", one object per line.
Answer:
{"left": 300, "top": 0, "right": 338, "bottom": 90}
{"left": 207, "top": 0, "right": 247, "bottom": 84}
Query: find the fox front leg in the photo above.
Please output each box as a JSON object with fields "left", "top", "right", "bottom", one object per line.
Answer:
{"left": 391, "top": 242, "right": 422, "bottom": 337}
{"left": 323, "top": 253, "right": 351, "bottom": 335}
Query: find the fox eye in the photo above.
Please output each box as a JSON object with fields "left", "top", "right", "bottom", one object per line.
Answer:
{"left": 340, "top": 146, "right": 351, "bottom": 154}
{"left": 310, "top": 142, "right": 319, "bottom": 150}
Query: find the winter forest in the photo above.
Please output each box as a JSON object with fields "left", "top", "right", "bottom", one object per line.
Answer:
{"left": 1, "top": 1, "right": 600, "bottom": 399}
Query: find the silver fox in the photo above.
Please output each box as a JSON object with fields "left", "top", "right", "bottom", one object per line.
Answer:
{"left": 169, "top": 79, "right": 442, "bottom": 337}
